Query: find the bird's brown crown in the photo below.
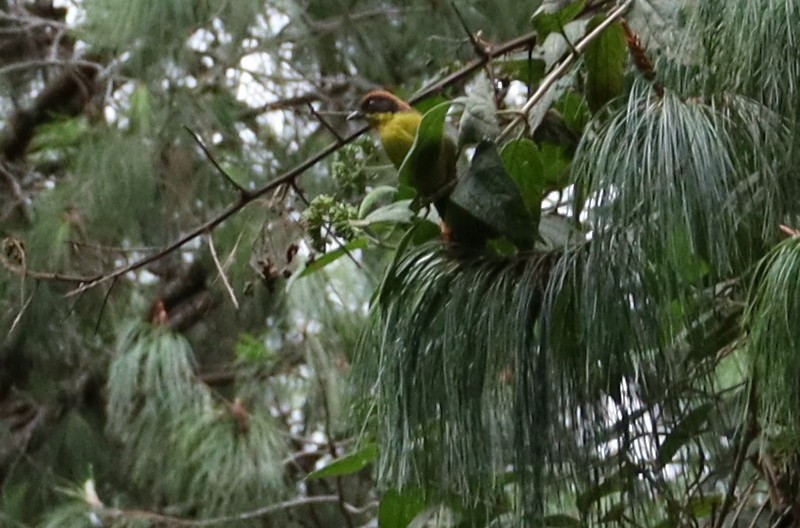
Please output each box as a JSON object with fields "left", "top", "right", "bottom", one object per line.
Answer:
{"left": 357, "top": 90, "right": 413, "bottom": 115}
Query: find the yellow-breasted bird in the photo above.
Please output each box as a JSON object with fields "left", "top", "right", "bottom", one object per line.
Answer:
{"left": 347, "top": 90, "right": 456, "bottom": 219}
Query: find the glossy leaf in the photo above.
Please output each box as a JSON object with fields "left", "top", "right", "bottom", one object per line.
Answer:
{"left": 584, "top": 17, "right": 627, "bottom": 112}
{"left": 398, "top": 101, "right": 451, "bottom": 188}
{"left": 352, "top": 199, "right": 415, "bottom": 227}
{"left": 358, "top": 185, "right": 399, "bottom": 218}
{"left": 532, "top": 1, "right": 586, "bottom": 41}
{"left": 306, "top": 443, "right": 378, "bottom": 480}
{"left": 450, "top": 140, "right": 536, "bottom": 248}
{"left": 501, "top": 138, "right": 546, "bottom": 215}
{"left": 286, "top": 237, "right": 369, "bottom": 290}
{"left": 457, "top": 74, "right": 499, "bottom": 149}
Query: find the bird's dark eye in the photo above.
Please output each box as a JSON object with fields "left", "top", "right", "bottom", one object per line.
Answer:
{"left": 362, "top": 96, "right": 396, "bottom": 114}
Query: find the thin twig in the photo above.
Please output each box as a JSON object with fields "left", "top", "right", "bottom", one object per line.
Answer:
{"left": 307, "top": 103, "right": 345, "bottom": 143}
{"left": 207, "top": 232, "right": 239, "bottom": 309}
{"left": 8, "top": 291, "right": 34, "bottom": 336}
{"left": 93, "top": 277, "right": 118, "bottom": 334}
{"left": 746, "top": 500, "right": 770, "bottom": 528}
{"left": 184, "top": 126, "right": 250, "bottom": 198}
{"left": 728, "top": 477, "right": 758, "bottom": 526}
{"left": 105, "top": 495, "right": 341, "bottom": 527}
{"left": 497, "top": 0, "right": 634, "bottom": 142}
{"left": 450, "top": 2, "right": 488, "bottom": 59}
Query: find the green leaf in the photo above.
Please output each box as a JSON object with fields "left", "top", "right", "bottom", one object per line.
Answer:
{"left": 398, "top": 101, "right": 451, "bottom": 188}
{"left": 306, "top": 443, "right": 378, "bottom": 480}
{"left": 542, "top": 513, "right": 582, "bottom": 527}
{"left": 457, "top": 74, "right": 500, "bottom": 149}
{"left": 555, "top": 90, "right": 591, "bottom": 133}
{"left": 450, "top": 140, "right": 536, "bottom": 248}
{"left": 378, "top": 488, "right": 428, "bottom": 528}
{"left": 584, "top": 17, "right": 627, "bottom": 112}
{"left": 29, "top": 117, "right": 89, "bottom": 153}
{"left": 286, "top": 237, "right": 369, "bottom": 290}
{"left": 501, "top": 139, "right": 571, "bottom": 216}
{"left": 501, "top": 138, "right": 546, "bottom": 216}
{"left": 657, "top": 403, "right": 713, "bottom": 467}
{"left": 532, "top": 1, "right": 586, "bottom": 40}
{"left": 352, "top": 199, "right": 415, "bottom": 227}
{"left": 496, "top": 58, "right": 547, "bottom": 87}
{"left": 358, "top": 185, "right": 399, "bottom": 218}
{"left": 411, "top": 219, "right": 441, "bottom": 244}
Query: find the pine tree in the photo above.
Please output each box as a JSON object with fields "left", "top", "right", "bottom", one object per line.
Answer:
{"left": 2, "top": 1, "right": 800, "bottom": 527}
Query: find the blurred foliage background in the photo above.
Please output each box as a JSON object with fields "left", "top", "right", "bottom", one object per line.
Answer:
{"left": 2, "top": 0, "right": 800, "bottom": 527}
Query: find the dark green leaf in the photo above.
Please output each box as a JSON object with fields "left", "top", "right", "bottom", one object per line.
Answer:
{"left": 286, "top": 237, "right": 370, "bottom": 289}
{"left": 501, "top": 138, "right": 546, "bottom": 216}
{"left": 542, "top": 513, "right": 582, "bottom": 527}
{"left": 496, "top": 58, "right": 547, "bottom": 87}
{"left": 584, "top": 17, "right": 627, "bottom": 112}
{"left": 411, "top": 219, "right": 441, "bottom": 244}
{"left": 532, "top": 1, "right": 586, "bottom": 41}
{"left": 450, "top": 140, "right": 536, "bottom": 248}
{"left": 352, "top": 199, "right": 415, "bottom": 226}
{"left": 378, "top": 488, "right": 428, "bottom": 528}
{"left": 306, "top": 443, "right": 378, "bottom": 480}
{"left": 358, "top": 185, "right": 399, "bottom": 218}
{"left": 555, "top": 91, "right": 591, "bottom": 133}
{"left": 657, "top": 403, "right": 713, "bottom": 467}
{"left": 457, "top": 74, "right": 500, "bottom": 149}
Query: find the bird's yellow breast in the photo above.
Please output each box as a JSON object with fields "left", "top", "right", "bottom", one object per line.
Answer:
{"left": 370, "top": 111, "right": 422, "bottom": 168}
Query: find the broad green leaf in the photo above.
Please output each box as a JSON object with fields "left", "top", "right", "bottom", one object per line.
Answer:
{"left": 378, "top": 488, "right": 428, "bottom": 528}
{"left": 286, "top": 237, "right": 369, "bottom": 290}
{"left": 413, "top": 95, "right": 448, "bottom": 115}
{"left": 584, "top": 17, "right": 627, "bottom": 112}
{"left": 542, "top": 513, "right": 582, "bottom": 527}
{"left": 555, "top": 90, "right": 591, "bottom": 133}
{"left": 532, "top": 1, "right": 586, "bottom": 40}
{"left": 398, "top": 101, "right": 451, "bottom": 188}
{"left": 411, "top": 219, "right": 441, "bottom": 244}
{"left": 351, "top": 199, "right": 415, "bottom": 227}
{"left": 457, "top": 74, "right": 500, "bottom": 149}
{"left": 496, "top": 58, "right": 546, "bottom": 87}
{"left": 306, "top": 443, "right": 378, "bottom": 480}
{"left": 450, "top": 140, "right": 536, "bottom": 248}
{"left": 657, "top": 403, "right": 713, "bottom": 467}
{"left": 358, "top": 185, "right": 398, "bottom": 218}
{"left": 501, "top": 138, "right": 546, "bottom": 216}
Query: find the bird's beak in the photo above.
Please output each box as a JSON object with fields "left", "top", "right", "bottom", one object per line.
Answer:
{"left": 346, "top": 110, "right": 363, "bottom": 121}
